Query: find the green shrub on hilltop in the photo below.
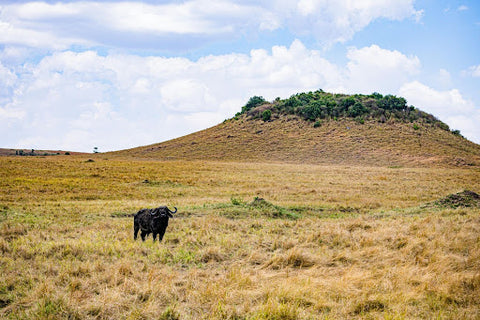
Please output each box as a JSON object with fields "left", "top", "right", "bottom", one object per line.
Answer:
{"left": 240, "top": 96, "right": 267, "bottom": 114}
{"left": 238, "top": 90, "right": 455, "bottom": 134}
{"left": 262, "top": 109, "right": 272, "bottom": 122}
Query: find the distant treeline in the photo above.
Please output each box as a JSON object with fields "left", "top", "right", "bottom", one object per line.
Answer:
{"left": 237, "top": 90, "right": 461, "bottom": 135}
{"left": 14, "top": 149, "right": 70, "bottom": 156}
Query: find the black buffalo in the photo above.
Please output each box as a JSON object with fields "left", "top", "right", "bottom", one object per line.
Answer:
{"left": 134, "top": 206, "right": 177, "bottom": 242}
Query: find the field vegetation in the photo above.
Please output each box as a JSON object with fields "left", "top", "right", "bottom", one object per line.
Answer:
{"left": 1, "top": 155, "right": 480, "bottom": 319}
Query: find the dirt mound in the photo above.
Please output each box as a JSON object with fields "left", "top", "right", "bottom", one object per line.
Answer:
{"left": 434, "top": 190, "right": 480, "bottom": 208}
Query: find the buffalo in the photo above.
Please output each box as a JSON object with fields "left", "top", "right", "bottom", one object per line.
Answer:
{"left": 134, "top": 206, "right": 177, "bottom": 242}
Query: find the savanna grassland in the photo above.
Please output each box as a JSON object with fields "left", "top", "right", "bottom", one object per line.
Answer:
{"left": 1, "top": 155, "right": 480, "bottom": 319}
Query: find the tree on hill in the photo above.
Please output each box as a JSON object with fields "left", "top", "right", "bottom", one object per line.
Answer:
{"left": 241, "top": 96, "right": 266, "bottom": 114}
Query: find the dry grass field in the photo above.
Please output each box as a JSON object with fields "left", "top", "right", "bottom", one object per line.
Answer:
{"left": 1, "top": 155, "right": 480, "bottom": 319}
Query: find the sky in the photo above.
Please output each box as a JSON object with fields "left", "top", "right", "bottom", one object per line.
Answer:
{"left": 0, "top": 0, "right": 479, "bottom": 152}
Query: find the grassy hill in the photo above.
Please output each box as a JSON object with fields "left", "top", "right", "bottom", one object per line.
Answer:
{"left": 115, "top": 90, "right": 480, "bottom": 167}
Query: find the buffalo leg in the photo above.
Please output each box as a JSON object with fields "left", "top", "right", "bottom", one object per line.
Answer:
{"left": 141, "top": 231, "right": 147, "bottom": 241}
{"left": 152, "top": 233, "right": 158, "bottom": 242}
{"left": 158, "top": 228, "right": 167, "bottom": 242}
{"left": 134, "top": 223, "right": 139, "bottom": 240}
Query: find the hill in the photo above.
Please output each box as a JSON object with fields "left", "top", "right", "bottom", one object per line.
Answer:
{"left": 114, "top": 90, "right": 480, "bottom": 167}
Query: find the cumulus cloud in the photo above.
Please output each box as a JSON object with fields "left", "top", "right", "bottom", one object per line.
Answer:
{"left": 0, "top": 61, "right": 23, "bottom": 119}
{"left": 0, "top": 41, "right": 341, "bottom": 151}
{"left": 0, "top": 62, "right": 17, "bottom": 91}
{"left": 399, "top": 81, "right": 480, "bottom": 141}
{"left": 0, "top": 0, "right": 422, "bottom": 50}
{"left": 399, "top": 81, "right": 475, "bottom": 115}
{"left": 344, "top": 45, "right": 420, "bottom": 94}
{"left": 285, "top": 0, "right": 422, "bottom": 43}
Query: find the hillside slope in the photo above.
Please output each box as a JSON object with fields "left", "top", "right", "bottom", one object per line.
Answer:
{"left": 114, "top": 114, "right": 480, "bottom": 167}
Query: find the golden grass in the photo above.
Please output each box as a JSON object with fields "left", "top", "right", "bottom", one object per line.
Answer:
{"left": 1, "top": 156, "right": 480, "bottom": 319}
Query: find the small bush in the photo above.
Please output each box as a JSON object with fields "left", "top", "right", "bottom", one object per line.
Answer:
{"left": 242, "top": 96, "right": 267, "bottom": 114}
{"left": 262, "top": 109, "right": 272, "bottom": 122}
{"left": 230, "top": 196, "right": 244, "bottom": 206}
{"left": 413, "top": 123, "right": 420, "bottom": 130}
{"left": 437, "top": 122, "right": 450, "bottom": 131}
{"left": 313, "top": 120, "right": 321, "bottom": 128}
{"left": 355, "top": 117, "right": 365, "bottom": 124}
{"left": 452, "top": 129, "right": 462, "bottom": 136}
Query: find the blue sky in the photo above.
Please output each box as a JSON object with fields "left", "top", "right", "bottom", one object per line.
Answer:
{"left": 0, "top": 0, "right": 479, "bottom": 152}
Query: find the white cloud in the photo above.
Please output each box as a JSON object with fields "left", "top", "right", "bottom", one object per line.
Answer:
{"left": 0, "top": 41, "right": 341, "bottom": 151}
{"left": 399, "top": 81, "right": 480, "bottom": 142}
{"left": 399, "top": 81, "right": 475, "bottom": 115}
{"left": 0, "top": 105, "right": 25, "bottom": 121}
{"left": 0, "top": 1, "right": 262, "bottom": 50}
{"left": 0, "top": 62, "right": 20, "bottom": 112}
{"left": 0, "top": 0, "right": 422, "bottom": 50}
{"left": 463, "top": 65, "right": 480, "bottom": 77}
{"left": 344, "top": 45, "right": 420, "bottom": 94}
{"left": 0, "top": 21, "right": 77, "bottom": 50}
{"left": 160, "top": 80, "right": 216, "bottom": 112}
{"left": 0, "top": 62, "right": 17, "bottom": 88}
{"left": 436, "top": 68, "right": 452, "bottom": 88}
{"left": 0, "top": 46, "right": 36, "bottom": 66}
{"left": 102, "top": 1, "right": 257, "bottom": 34}
{"left": 279, "top": 0, "right": 422, "bottom": 44}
